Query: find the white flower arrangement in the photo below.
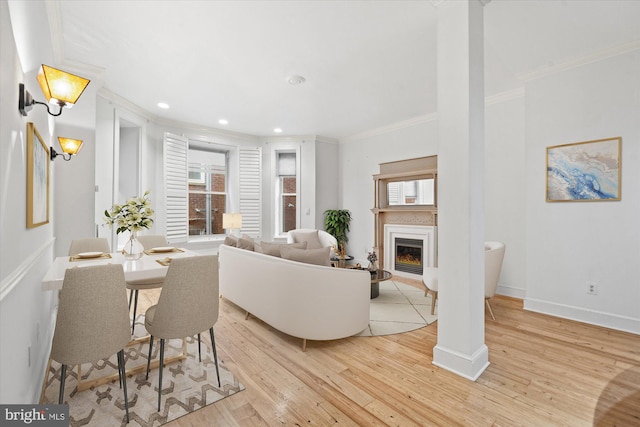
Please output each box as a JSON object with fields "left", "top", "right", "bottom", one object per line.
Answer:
{"left": 104, "top": 190, "right": 154, "bottom": 234}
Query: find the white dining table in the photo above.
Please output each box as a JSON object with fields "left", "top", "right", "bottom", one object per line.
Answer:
{"left": 41, "top": 249, "right": 198, "bottom": 291}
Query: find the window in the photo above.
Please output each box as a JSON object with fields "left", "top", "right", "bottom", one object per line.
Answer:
{"left": 387, "top": 178, "right": 435, "bottom": 206}
{"left": 188, "top": 148, "right": 227, "bottom": 236}
{"left": 276, "top": 151, "right": 297, "bottom": 234}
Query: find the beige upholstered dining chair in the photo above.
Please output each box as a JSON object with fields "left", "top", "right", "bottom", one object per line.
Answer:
{"left": 422, "top": 266, "right": 439, "bottom": 315}
{"left": 144, "top": 255, "right": 221, "bottom": 412}
{"left": 127, "top": 234, "right": 169, "bottom": 334}
{"left": 49, "top": 264, "right": 131, "bottom": 423}
{"left": 136, "top": 234, "right": 169, "bottom": 251}
{"left": 68, "top": 237, "right": 110, "bottom": 256}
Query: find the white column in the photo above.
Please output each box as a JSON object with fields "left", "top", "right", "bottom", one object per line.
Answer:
{"left": 433, "top": 0, "right": 489, "bottom": 380}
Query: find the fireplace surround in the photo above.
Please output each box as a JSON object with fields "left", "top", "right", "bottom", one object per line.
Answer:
{"left": 372, "top": 156, "right": 438, "bottom": 278}
{"left": 384, "top": 224, "right": 436, "bottom": 280}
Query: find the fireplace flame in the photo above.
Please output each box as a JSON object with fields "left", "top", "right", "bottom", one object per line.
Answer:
{"left": 396, "top": 254, "right": 422, "bottom": 265}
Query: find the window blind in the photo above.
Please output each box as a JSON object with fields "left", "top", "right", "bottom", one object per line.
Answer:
{"left": 239, "top": 147, "right": 262, "bottom": 237}
{"left": 163, "top": 132, "right": 189, "bottom": 243}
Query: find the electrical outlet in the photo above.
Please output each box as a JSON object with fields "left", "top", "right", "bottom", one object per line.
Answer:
{"left": 586, "top": 282, "right": 598, "bottom": 295}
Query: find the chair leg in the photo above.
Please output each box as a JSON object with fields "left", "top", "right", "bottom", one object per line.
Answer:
{"left": 157, "top": 338, "right": 165, "bottom": 412}
{"left": 39, "top": 356, "right": 53, "bottom": 404}
{"left": 146, "top": 335, "right": 154, "bottom": 380}
{"left": 208, "top": 328, "right": 221, "bottom": 387}
{"left": 197, "top": 333, "right": 202, "bottom": 362}
{"left": 430, "top": 291, "right": 437, "bottom": 315}
{"left": 117, "top": 350, "right": 130, "bottom": 423}
{"left": 128, "top": 289, "right": 133, "bottom": 310}
{"left": 486, "top": 299, "right": 496, "bottom": 321}
{"left": 58, "top": 364, "right": 67, "bottom": 404}
{"left": 131, "top": 290, "right": 139, "bottom": 335}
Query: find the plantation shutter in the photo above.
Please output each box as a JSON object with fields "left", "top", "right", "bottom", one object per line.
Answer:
{"left": 238, "top": 147, "right": 262, "bottom": 237}
{"left": 388, "top": 182, "right": 401, "bottom": 205}
{"left": 163, "top": 132, "right": 189, "bottom": 243}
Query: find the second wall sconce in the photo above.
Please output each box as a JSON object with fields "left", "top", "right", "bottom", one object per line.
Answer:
{"left": 19, "top": 64, "right": 90, "bottom": 117}
{"left": 51, "top": 137, "right": 83, "bottom": 161}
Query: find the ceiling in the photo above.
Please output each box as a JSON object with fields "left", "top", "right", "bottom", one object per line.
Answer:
{"left": 47, "top": 0, "right": 640, "bottom": 139}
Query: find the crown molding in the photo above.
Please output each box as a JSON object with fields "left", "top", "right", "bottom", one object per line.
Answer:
{"left": 485, "top": 87, "right": 525, "bottom": 106}
{"left": 45, "top": 0, "right": 105, "bottom": 81}
{"left": 260, "top": 135, "right": 336, "bottom": 145}
{"left": 430, "top": 0, "right": 491, "bottom": 7}
{"left": 98, "top": 87, "right": 156, "bottom": 121}
{"left": 342, "top": 113, "right": 439, "bottom": 143}
{"left": 517, "top": 39, "right": 640, "bottom": 82}
{"left": 98, "top": 87, "right": 258, "bottom": 141}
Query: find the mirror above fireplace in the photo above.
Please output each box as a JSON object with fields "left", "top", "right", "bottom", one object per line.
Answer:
{"left": 387, "top": 178, "right": 435, "bottom": 206}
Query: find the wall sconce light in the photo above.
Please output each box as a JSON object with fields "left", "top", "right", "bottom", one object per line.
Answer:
{"left": 51, "top": 137, "right": 83, "bottom": 161}
{"left": 222, "top": 212, "right": 242, "bottom": 236}
{"left": 19, "top": 64, "right": 90, "bottom": 117}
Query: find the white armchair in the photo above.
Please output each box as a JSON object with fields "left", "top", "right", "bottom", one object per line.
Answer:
{"left": 422, "top": 266, "right": 439, "bottom": 315}
{"left": 421, "top": 241, "right": 505, "bottom": 320}
{"left": 484, "top": 241, "right": 506, "bottom": 320}
{"left": 287, "top": 229, "right": 337, "bottom": 251}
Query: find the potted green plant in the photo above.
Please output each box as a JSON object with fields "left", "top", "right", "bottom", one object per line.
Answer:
{"left": 324, "top": 209, "right": 352, "bottom": 257}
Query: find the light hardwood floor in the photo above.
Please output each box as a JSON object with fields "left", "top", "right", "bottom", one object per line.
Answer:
{"left": 135, "top": 280, "right": 640, "bottom": 426}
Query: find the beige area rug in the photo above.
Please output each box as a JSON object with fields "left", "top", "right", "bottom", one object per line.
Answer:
{"left": 41, "top": 317, "right": 244, "bottom": 426}
{"left": 356, "top": 280, "right": 437, "bottom": 337}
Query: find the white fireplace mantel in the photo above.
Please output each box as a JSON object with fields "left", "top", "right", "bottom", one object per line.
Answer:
{"left": 383, "top": 224, "right": 437, "bottom": 280}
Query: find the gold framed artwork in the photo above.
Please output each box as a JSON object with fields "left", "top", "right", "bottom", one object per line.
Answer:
{"left": 546, "top": 137, "right": 621, "bottom": 202}
{"left": 27, "top": 122, "right": 50, "bottom": 228}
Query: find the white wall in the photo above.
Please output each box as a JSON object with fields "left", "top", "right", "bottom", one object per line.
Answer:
{"left": 485, "top": 96, "right": 526, "bottom": 297}
{"left": 339, "top": 119, "right": 439, "bottom": 266}
{"left": 524, "top": 50, "right": 640, "bottom": 333}
{"left": 314, "top": 138, "right": 339, "bottom": 230}
{"left": 0, "top": 0, "right": 58, "bottom": 403}
{"left": 53, "top": 123, "right": 97, "bottom": 257}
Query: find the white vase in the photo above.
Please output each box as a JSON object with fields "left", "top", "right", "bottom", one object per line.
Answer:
{"left": 123, "top": 230, "right": 144, "bottom": 260}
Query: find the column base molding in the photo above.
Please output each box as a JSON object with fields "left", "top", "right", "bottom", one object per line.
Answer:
{"left": 432, "top": 343, "right": 489, "bottom": 381}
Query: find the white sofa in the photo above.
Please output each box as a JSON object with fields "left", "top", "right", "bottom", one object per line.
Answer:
{"left": 218, "top": 244, "right": 370, "bottom": 350}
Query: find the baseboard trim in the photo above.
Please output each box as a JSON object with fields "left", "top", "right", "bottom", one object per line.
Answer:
{"left": 432, "top": 344, "right": 489, "bottom": 381}
{"left": 524, "top": 298, "right": 640, "bottom": 335}
{"left": 496, "top": 284, "right": 525, "bottom": 299}
{"left": 0, "top": 238, "right": 55, "bottom": 301}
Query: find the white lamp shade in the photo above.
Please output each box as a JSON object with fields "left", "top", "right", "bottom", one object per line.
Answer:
{"left": 223, "top": 213, "right": 242, "bottom": 229}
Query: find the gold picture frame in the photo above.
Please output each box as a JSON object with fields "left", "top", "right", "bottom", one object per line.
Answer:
{"left": 546, "top": 137, "right": 621, "bottom": 202}
{"left": 27, "top": 122, "right": 50, "bottom": 228}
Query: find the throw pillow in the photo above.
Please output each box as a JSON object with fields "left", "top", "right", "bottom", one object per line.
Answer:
{"left": 257, "top": 241, "right": 307, "bottom": 257}
{"left": 291, "top": 230, "right": 323, "bottom": 250}
{"left": 280, "top": 246, "right": 331, "bottom": 266}
{"left": 237, "top": 234, "right": 255, "bottom": 251}
{"left": 224, "top": 235, "right": 238, "bottom": 247}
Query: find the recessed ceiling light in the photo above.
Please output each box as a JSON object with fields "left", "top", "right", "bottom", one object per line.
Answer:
{"left": 287, "top": 75, "right": 306, "bottom": 85}
{"left": 157, "top": 102, "right": 170, "bottom": 109}
{"left": 274, "top": 128, "right": 283, "bottom": 133}
{"left": 218, "top": 119, "right": 228, "bottom": 125}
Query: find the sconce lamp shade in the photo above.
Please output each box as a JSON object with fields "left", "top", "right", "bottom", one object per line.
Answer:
{"left": 57, "top": 137, "right": 84, "bottom": 155}
{"left": 19, "top": 65, "right": 91, "bottom": 117}
{"left": 51, "top": 137, "right": 84, "bottom": 161}
{"left": 37, "top": 65, "right": 90, "bottom": 108}
{"left": 222, "top": 213, "right": 242, "bottom": 229}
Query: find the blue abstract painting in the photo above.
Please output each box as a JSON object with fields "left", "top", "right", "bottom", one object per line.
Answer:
{"left": 547, "top": 137, "right": 621, "bottom": 202}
